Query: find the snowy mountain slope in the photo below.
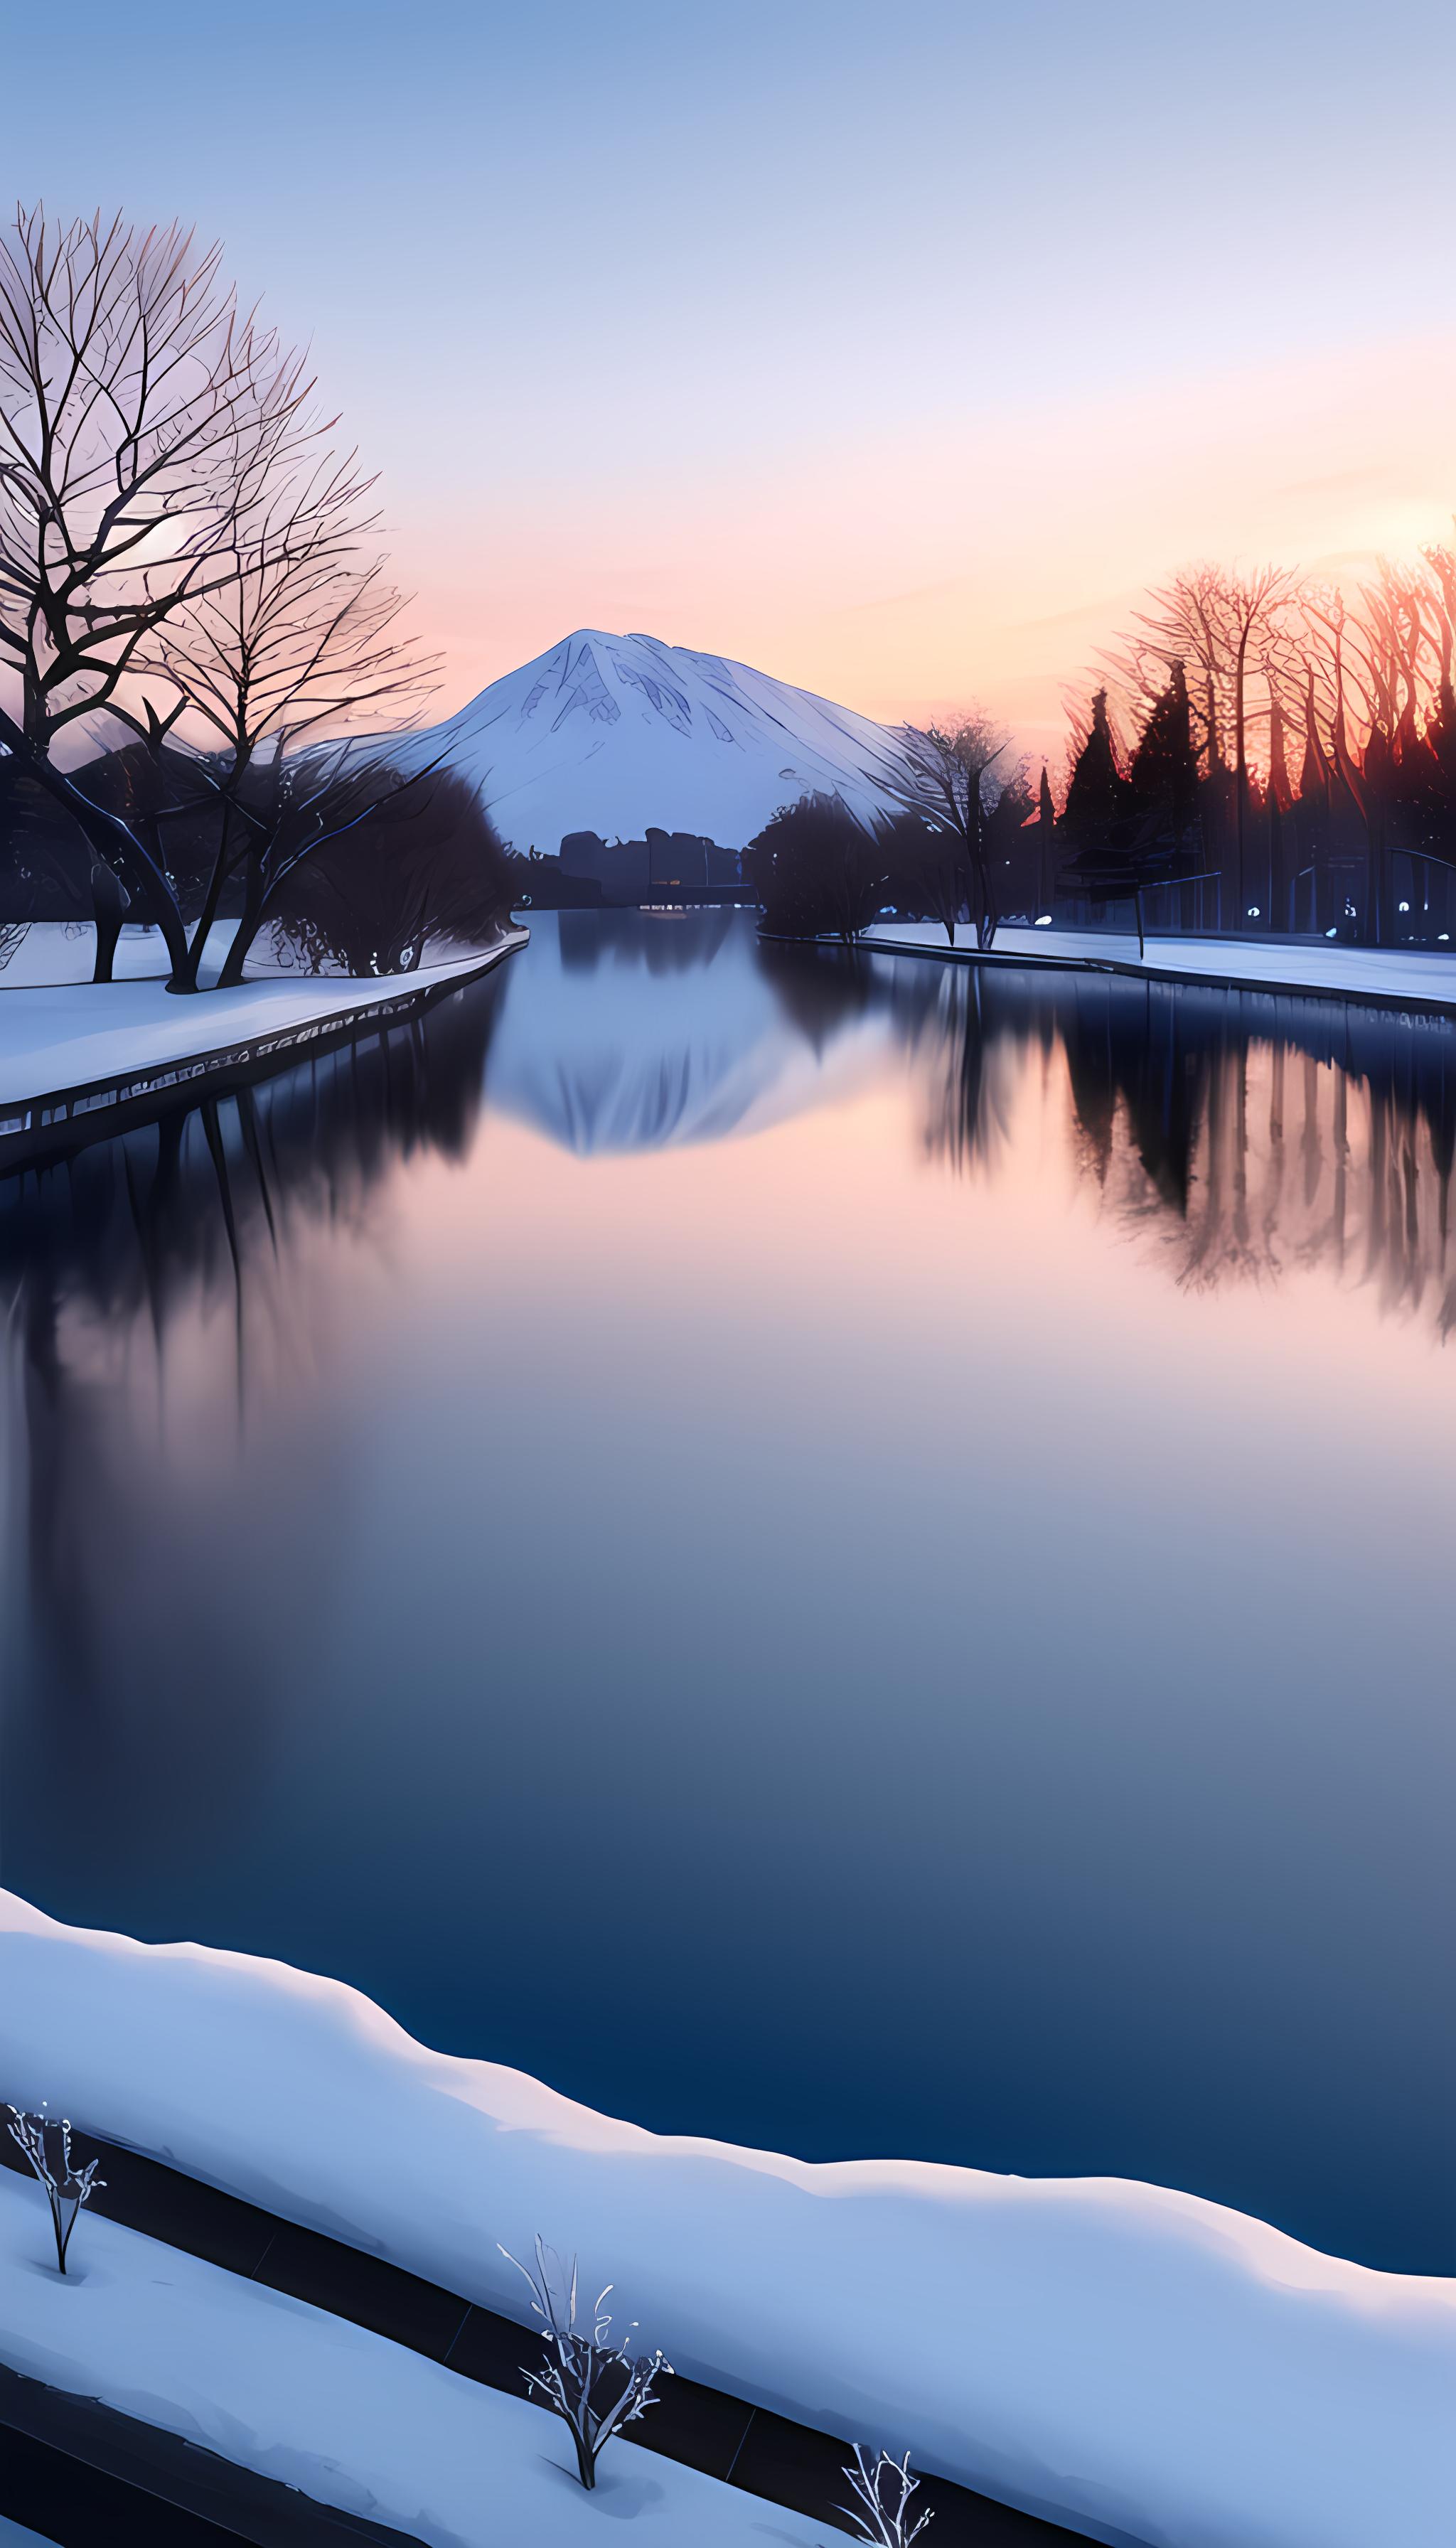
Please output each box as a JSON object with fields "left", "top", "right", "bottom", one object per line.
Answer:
{"left": 372, "top": 630, "right": 916, "bottom": 852}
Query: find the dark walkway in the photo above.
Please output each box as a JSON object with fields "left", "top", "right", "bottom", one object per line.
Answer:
{"left": 0, "top": 2362, "right": 421, "bottom": 2547}
{"left": 0, "top": 2131, "right": 1103, "bottom": 2545}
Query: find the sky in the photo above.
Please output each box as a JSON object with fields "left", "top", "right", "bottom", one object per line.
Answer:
{"left": 4, "top": 0, "right": 1455, "bottom": 760}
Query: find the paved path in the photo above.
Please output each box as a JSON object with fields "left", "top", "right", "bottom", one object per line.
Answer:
{"left": 861, "top": 921, "right": 1456, "bottom": 1013}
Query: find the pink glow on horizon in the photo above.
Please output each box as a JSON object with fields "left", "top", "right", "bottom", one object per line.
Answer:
{"left": 395, "top": 329, "right": 1456, "bottom": 771}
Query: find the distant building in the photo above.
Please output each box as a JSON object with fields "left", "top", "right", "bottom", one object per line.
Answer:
{"left": 557, "top": 828, "right": 742, "bottom": 903}
{"left": 558, "top": 833, "right": 648, "bottom": 899}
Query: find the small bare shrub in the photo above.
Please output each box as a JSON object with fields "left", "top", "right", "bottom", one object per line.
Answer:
{"left": 833, "top": 2444, "right": 933, "bottom": 2545}
{"left": 499, "top": 2234, "right": 672, "bottom": 2488}
{"left": 4, "top": 2104, "right": 105, "bottom": 2274}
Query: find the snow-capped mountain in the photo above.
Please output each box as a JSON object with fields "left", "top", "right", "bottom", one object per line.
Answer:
{"left": 377, "top": 629, "right": 914, "bottom": 852}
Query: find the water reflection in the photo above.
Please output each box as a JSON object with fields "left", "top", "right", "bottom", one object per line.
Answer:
{"left": 873, "top": 958, "right": 1456, "bottom": 1339}
{"left": 1, "top": 917, "right": 1450, "bottom": 2274}
{"left": 0, "top": 977, "right": 505, "bottom": 1694}
{"left": 486, "top": 907, "right": 888, "bottom": 1152}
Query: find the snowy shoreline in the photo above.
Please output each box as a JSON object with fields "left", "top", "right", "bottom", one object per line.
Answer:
{"left": 0, "top": 923, "right": 527, "bottom": 1126}
{"left": 1, "top": 1893, "right": 1450, "bottom": 2548}
{"left": 859, "top": 921, "right": 1456, "bottom": 1012}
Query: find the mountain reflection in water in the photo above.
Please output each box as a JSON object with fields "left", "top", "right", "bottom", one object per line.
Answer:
{"left": 1, "top": 914, "right": 1451, "bottom": 2277}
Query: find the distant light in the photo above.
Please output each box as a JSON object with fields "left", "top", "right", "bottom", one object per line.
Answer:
{"left": 1442, "top": 934, "right": 1450, "bottom": 943}
{"left": 1247, "top": 906, "right": 1260, "bottom": 918}
{"left": 1398, "top": 899, "right": 1410, "bottom": 913}
{"left": 1326, "top": 927, "right": 1337, "bottom": 938}
{"left": 1034, "top": 914, "right": 1052, "bottom": 927}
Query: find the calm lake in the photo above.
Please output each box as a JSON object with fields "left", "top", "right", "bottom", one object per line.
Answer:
{"left": 1, "top": 911, "right": 1451, "bottom": 2276}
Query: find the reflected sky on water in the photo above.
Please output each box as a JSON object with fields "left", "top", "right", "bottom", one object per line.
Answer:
{"left": 1, "top": 912, "right": 1452, "bottom": 2274}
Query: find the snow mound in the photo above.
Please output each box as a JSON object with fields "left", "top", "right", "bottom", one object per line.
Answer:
{"left": 1, "top": 1890, "right": 1451, "bottom": 2548}
{"left": 370, "top": 631, "right": 916, "bottom": 852}
{"left": 0, "top": 2175, "right": 825, "bottom": 2547}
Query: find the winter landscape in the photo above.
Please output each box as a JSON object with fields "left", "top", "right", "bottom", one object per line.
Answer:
{"left": 1, "top": 7, "right": 1454, "bottom": 2547}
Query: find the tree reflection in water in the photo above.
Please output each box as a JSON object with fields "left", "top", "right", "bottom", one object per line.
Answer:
{"left": 872, "top": 953, "right": 1456, "bottom": 1338}
{"left": 0, "top": 975, "right": 506, "bottom": 1697}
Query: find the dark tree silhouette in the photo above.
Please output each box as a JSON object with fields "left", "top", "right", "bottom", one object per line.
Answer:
{"left": 1061, "top": 690, "right": 1131, "bottom": 849}
{"left": 748, "top": 793, "right": 887, "bottom": 941}
{"left": 271, "top": 766, "right": 512, "bottom": 976}
{"left": 895, "top": 714, "right": 1008, "bottom": 948}
{"left": 874, "top": 808, "right": 964, "bottom": 944}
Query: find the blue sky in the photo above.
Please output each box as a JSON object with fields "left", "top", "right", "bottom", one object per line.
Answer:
{"left": 5, "top": 1, "right": 1453, "bottom": 734}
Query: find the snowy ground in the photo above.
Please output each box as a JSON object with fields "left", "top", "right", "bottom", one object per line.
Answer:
{"left": 1, "top": 1895, "right": 1451, "bottom": 2548}
{"left": 0, "top": 924, "right": 525, "bottom": 1113}
{"left": 862, "top": 921, "right": 1456, "bottom": 1008}
{"left": 0, "top": 2175, "right": 824, "bottom": 2548}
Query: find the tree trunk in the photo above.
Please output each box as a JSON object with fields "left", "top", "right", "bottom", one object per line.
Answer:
{"left": 1234, "top": 629, "right": 1250, "bottom": 929}
{"left": 173, "top": 800, "right": 237, "bottom": 992}
{"left": 215, "top": 857, "right": 268, "bottom": 987}
{"left": 89, "top": 855, "right": 129, "bottom": 983}
{"left": 0, "top": 712, "right": 190, "bottom": 980}
{"left": 970, "top": 817, "right": 999, "bottom": 952}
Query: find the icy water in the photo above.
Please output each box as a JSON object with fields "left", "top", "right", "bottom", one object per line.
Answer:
{"left": 1, "top": 911, "right": 1452, "bottom": 2276}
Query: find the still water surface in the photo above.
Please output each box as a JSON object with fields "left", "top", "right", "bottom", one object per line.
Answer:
{"left": 1, "top": 912, "right": 1452, "bottom": 2274}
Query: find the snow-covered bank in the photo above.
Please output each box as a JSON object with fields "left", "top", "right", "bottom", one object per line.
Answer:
{"left": 863, "top": 921, "right": 1456, "bottom": 1010}
{"left": 0, "top": 927, "right": 525, "bottom": 1115}
{"left": 0, "top": 2175, "right": 823, "bottom": 2548}
{"left": 1, "top": 1896, "right": 1451, "bottom": 2548}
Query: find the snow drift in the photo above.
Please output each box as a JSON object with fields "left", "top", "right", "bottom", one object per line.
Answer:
{"left": 0, "top": 2175, "right": 825, "bottom": 2547}
{"left": 368, "top": 630, "right": 916, "bottom": 854}
{"left": 1, "top": 1890, "right": 1451, "bottom": 2548}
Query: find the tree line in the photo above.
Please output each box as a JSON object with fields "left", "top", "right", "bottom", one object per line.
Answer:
{"left": 0, "top": 205, "right": 510, "bottom": 990}
{"left": 751, "top": 545, "right": 1456, "bottom": 951}
{"left": 1058, "top": 552, "right": 1456, "bottom": 941}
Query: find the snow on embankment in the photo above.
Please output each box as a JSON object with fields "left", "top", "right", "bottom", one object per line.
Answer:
{"left": 864, "top": 921, "right": 1456, "bottom": 1008}
{"left": 1, "top": 1891, "right": 1451, "bottom": 2548}
{"left": 0, "top": 2175, "right": 823, "bottom": 2548}
{"left": 0, "top": 930, "right": 523, "bottom": 1113}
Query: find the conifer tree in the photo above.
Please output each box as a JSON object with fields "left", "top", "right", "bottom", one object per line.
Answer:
{"left": 1061, "top": 690, "right": 1131, "bottom": 845}
{"left": 1128, "top": 660, "right": 1199, "bottom": 838}
{"left": 1037, "top": 766, "right": 1056, "bottom": 916}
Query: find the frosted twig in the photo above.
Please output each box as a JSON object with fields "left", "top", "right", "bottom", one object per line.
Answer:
{"left": 4, "top": 2104, "right": 105, "bottom": 2274}
{"left": 833, "top": 2444, "right": 934, "bottom": 2546}
{"left": 498, "top": 2234, "right": 671, "bottom": 2489}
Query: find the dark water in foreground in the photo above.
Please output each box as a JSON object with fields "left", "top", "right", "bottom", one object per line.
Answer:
{"left": 1, "top": 912, "right": 1452, "bottom": 2275}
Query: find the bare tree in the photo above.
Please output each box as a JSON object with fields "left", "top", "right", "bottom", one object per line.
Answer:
{"left": 0, "top": 203, "right": 314, "bottom": 981}
{"left": 894, "top": 714, "right": 1009, "bottom": 949}
{"left": 4, "top": 2104, "right": 105, "bottom": 2274}
{"left": 1101, "top": 567, "right": 1302, "bottom": 926}
{"left": 122, "top": 444, "right": 439, "bottom": 987}
{"left": 498, "top": 2236, "right": 672, "bottom": 2490}
{"left": 831, "top": 2445, "right": 933, "bottom": 2546}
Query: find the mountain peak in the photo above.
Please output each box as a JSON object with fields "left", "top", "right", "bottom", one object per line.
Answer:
{"left": 380, "top": 630, "right": 911, "bottom": 854}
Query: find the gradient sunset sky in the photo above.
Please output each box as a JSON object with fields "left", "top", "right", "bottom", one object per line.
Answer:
{"left": 5, "top": 0, "right": 1454, "bottom": 760}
